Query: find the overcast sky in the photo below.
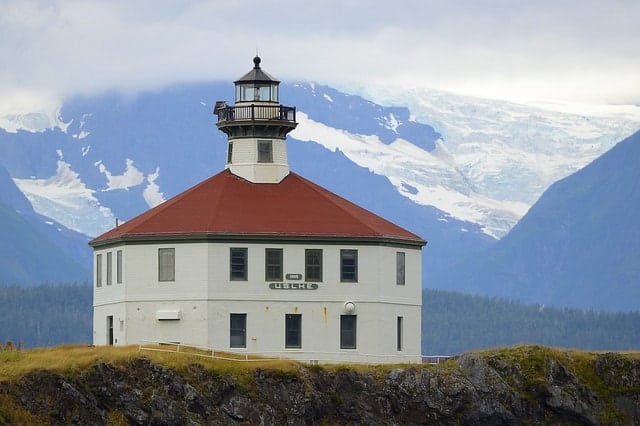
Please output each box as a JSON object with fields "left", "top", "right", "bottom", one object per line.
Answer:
{"left": 1, "top": 0, "right": 639, "bottom": 114}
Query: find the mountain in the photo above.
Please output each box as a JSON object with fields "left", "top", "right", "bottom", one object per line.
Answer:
{"left": 357, "top": 86, "right": 640, "bottom": 237}
{"left": 1, "top": 81, "right": 639, "bottom": 300}
{"left": 430, "top": 130, "right": 640, "bottom": 311}
{"left": 0, "top": 82, "right": 495, "bottom": 285}
{"left": 0, "top": 163, "right": 90, "bottom": 285}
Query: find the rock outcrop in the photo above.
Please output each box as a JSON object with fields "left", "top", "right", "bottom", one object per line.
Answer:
{"left": 1, "top": 345, "right": 639, "bottom": 424}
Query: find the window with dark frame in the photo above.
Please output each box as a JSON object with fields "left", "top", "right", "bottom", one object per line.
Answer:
{"left": 257, "top": 140, "right": 273, "bottom": 163}
{"left": 397, "top": 316, "right": 403, "bottom": 351}
{"left": 340, "top": 315, "right": 357, "bottom": 349}
{"left": 106, "top": 251, "right": 112, "bottom": 285}
{"left": 305, "top": 249, "right": 322, "bottom": 282}
{"left": 116, "top": 250, "right": 123, "bottom": 284}
{"left": 230, "top": 313, "right": 247, "bottom": 348}
{"left": 285, "top": 314, "right": 302, "bottom": 348}
{"left": 396, "top": 251, "right": 405, "bottom": 285}
{"left": 96, "top": 253, "right": 102, "bottom": 287}
{"left": 230, "top": 248, "right": 248, "bottom": 281}
{"left": 227, "top": 141, "right": 233, "bottom": 163}
{"left": 340, "top": 249, "right": 358, "bottom": 282}
{"left": 158, "top": 248, "right": 175, "bottom": 282}
{"left": 265, "top": 248, "right": 283, "bottom": 281}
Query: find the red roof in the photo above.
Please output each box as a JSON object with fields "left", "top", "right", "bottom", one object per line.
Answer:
{"left": 90, "top": 170, "right": 425, "bottom": 246}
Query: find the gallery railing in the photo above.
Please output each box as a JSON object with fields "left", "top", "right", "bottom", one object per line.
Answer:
{"left": 215, "top": 104, "right": 296, "bottom": 123}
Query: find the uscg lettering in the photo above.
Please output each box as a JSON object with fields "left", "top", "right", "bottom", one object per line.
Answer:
{"left": 269, "top": 282, "right": 319, "bottom": 290}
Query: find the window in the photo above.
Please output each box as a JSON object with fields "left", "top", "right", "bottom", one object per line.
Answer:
{"left": 116, "top": 250, "right": 123, "bottom": 284}
{"left": 340, "top": 315, "right": 357, "bottom": 349}
{"left": 107, "top": 315, "right": 113, "bottom": 346}
{"left": 238, "top": 85, "right": 256, "bottom": 102}
{"left": 265, "top": 248, "right": 283, "bottom": 281}
{"left": 257, "top": 140, "right": 273, "bottom": 163}
{"left": 230, "top": 248, "right": 248, "bottom": 281}
{"left": 397, "top": 316, "right": 403, "bottom": 351}
{"left": 305, "top": 249, "right": 322, "bottom": 282}
{"left": 96, "top": 254, "right": 102, "bottom": 287}
{"left": 106, "top": 252, "right": 113, "bottom": 285}
{"left": 340, "top": 249, "right": 358, "bottom": 282}
{"left": 258, "top": 86, "right": 271, "bottom": 101}
{"left": 285, "top": 314, "right": 302, "bottom": 348}
{"left": 230, "top": 313, "right": 246, "bottom": 348}
{"left": 396, "top": 252, "right": 405, "bottom": 285}
{"left": 158, "top": 248, "right": 175, "bottom": 282}
{"left": 227, "top": 141, "right": 233, "bottom": 163}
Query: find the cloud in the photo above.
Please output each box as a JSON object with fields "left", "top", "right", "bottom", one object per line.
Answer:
{"left": 1, "top": 0, "right": 639, "bottom": 107}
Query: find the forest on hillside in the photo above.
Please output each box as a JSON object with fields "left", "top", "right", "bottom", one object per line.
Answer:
{"left": 423, "top": 289, "right": 640, "bottom": 354}
{"left": 0, "top": 284, "right": 92, "bottom": 348}
{"left": 2, "top": 284, "right": 640, "bottom": 354}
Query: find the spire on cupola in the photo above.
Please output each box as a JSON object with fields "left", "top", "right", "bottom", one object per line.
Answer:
{"left": 214, "top": 56, "right": 297, "bottom": 184}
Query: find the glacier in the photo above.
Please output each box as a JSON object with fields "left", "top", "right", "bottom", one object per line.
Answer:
{"left": 308, "top": 85, "right": 640, "bottom": 237}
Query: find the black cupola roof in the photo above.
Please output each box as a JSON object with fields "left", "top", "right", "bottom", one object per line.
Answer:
{"left": 234, "top": 56, "right": 279, "bottom": 84}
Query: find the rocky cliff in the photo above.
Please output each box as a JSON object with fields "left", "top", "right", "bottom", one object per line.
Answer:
{"left": 1, "top": 345, "right": 639, "bottom": 424}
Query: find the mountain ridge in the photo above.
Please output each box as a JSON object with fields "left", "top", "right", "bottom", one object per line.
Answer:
{"left": 429, "top": 130, "right": 640, "bottom": 311}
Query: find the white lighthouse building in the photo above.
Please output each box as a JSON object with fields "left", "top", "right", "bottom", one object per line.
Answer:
{"left": 90, "top": 57, "right": 426, "bottom": 363}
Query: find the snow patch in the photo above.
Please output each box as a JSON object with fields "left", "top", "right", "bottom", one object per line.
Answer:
{"left": 323, "top": 94, "right": 334, "bottom": 103}
{"left": 97, "top": 158, "right": 145, "bottom": 191}
{"left": 13, "top": 160, "right": 114, "bottom": 236}
{"left": 290, "top": 111, "right": 528, "bottom": 238}
{"left": 384, "top": 113, "right": 400, "bottom": 131}
{"left": 0, "top": 92, "right": 70, "bottom": 133}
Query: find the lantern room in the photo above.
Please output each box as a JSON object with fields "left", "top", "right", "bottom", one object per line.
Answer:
{"left": 235, "top": 56, "right": 279, "bottom": 103}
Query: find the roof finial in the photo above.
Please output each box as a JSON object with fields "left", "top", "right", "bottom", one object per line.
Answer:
{"left": 253, "top": 53, "right": 261, "bottom": 69}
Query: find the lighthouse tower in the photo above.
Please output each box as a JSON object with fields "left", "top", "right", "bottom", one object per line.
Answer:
{"left": 214, "top": 56, "right": 297, "bottom": 183}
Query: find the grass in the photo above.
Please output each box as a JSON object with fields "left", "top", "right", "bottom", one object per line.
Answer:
{"left": 0, "top": 344, "right": 303, "bottom": 382}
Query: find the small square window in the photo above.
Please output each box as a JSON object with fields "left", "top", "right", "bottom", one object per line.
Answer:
{"left": 258, "top": 140, "right": 273, "bottom": 163}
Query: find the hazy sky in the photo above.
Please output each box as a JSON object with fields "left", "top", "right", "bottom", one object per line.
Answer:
{"left": 2, "top": 0, "right": 639, "bottom": 113}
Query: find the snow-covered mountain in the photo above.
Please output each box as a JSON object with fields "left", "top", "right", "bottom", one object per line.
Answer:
{"left": 430, "top": 129, "right": 640, "bottom": 312}
{"left": 324, "top": 85, "right": 640, "bottom": 237}
{"left": 1, "top": 81, "right": 639, "bottom": 291}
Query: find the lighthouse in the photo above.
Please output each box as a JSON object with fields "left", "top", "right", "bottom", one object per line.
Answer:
{"left": 90, "top": 57, "right": 426, "bottom": 363}
{"left": 215, "top": 56, "right": 297, "bottom": 183}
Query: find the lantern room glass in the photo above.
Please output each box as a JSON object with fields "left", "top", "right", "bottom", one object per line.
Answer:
{"left": 236, "top": 84, "right": 278, "bottom": 103}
